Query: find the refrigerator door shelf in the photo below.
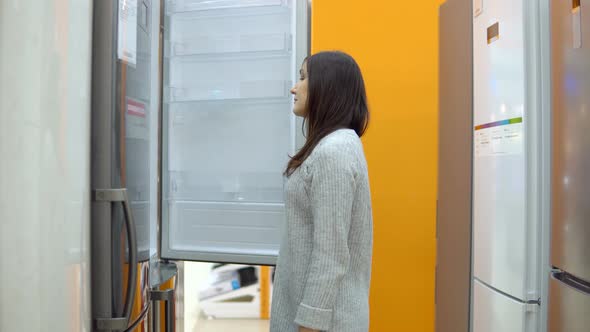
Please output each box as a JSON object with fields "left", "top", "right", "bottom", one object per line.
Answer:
{"left": 167, "top": 33, "right": 292, "bottom": 57}
{"left": 168, "top": 53, "right": 292, "bottom": 77}
{"left": 168, "top": 6, "right": 292, "bottom": 46}
{"left": 548, "top": 272, "right": 590, "bottom": 332}
{"left": 473, "top": 279, "right": 539, "bottom": 332}
{"left": 167, "top": 200, "right": 283, "bottom": 261}
{"left": 164, "top": 96, "right": 292, "bottom": 112}
{"left": 166, "top": 106, "right": 291, "bottom": 198}
{"left": 167, "top": 55, "right": 292, "bottom": 101}
{"left": 166, "top": 80, "right": 291, "bottom": 102}
{"left": 167, "top": 0, "right": 288, "bottom": 14}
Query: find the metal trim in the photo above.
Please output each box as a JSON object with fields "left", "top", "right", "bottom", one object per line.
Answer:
{"left": 161, "top": 249, "right": 278, "bottom": 266}
{"left": 294, "top": 0, "right": 311, "bottom": 149}
{"left": 157, "top": 0, "right": 165, "bottom": 262}
{"left": 538, "top": 2, "right": 552, "bottom": 332}
{"left": 91, "top": 0, "right": 117, "bottom": 325}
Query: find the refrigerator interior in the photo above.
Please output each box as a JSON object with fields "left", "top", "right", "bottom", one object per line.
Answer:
{"left": 162, "top": 0, "right": 299, "bottom": 262}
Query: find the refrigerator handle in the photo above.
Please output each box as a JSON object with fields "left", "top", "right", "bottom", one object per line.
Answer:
{"left": 552, "top": 270, "right": 590, "bottom": 295}
{"left": 94, "top": 188, "right": 139, "bottom": 330}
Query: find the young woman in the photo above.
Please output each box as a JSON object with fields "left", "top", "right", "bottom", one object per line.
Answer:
{"left": 270, "top": 51, "right": 373, "bottom": 332}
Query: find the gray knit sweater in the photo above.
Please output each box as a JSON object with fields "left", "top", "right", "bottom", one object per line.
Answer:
{"left": 270, "top": 129, "right": 373, "bottom": 332}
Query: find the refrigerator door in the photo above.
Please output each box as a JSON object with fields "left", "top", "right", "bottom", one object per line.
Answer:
{"left": 548, "top": 272, "right": 590, "bottom": 332}
{"left": 472, "top": 0, "right": 541, "bottom": 300}
{"left": 550, "top": 0, "right": 590, "bottom": 282}
{"left": 91, "top": 0, "right": 160, "bottom": 330}
{"left": 161, "top": 0, "right": 309, "bottom": 265}
{"left": 472, "top": 279, "right": 538, "bottom": 332}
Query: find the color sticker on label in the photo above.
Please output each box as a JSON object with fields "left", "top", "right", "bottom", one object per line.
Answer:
{"left": 475, "top": 117, "right": 523, "bottom": 157}
{"left": 126, "top": 97, "right": 148, "bottom": 140}
{"left": 127, "top": 98, "right": 146, "bottom": 117}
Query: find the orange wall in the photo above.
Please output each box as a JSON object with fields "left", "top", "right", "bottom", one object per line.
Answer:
{"left": 312, "top": 1, "right": 443, "bottom": 331}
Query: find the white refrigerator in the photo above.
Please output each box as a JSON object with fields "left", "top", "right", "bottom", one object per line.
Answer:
{"left": 471, "top": 0, "right": 549, "bottom": 331}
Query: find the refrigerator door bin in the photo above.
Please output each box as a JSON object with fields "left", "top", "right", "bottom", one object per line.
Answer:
{"left": 168, "top": 33, "right": 291, "bottom": 57}
{"left": 167, "top": 0, "right": 288, "bottom": 14}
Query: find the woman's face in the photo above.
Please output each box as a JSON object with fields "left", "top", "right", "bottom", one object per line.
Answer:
{"left": 290, "top": 62, "right": 309, "bottom": 117}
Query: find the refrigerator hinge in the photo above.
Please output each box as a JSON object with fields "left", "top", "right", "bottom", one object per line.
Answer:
{"left": 524, "top": 300, "right": 541, "bottom": 312}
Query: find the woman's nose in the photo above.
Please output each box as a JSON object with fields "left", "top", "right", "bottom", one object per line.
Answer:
{"left": 290, "top": 86, "right": 296, "bottom": 95}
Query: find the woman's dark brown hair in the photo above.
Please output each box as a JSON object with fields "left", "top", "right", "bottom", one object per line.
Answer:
{"left": 284, "top": 51, "right": 369, "bottom": 176}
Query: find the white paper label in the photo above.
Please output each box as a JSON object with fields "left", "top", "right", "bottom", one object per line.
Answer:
{"left": 118, "top": 0, "right": 138, "bottom": 65}
{"left": 475, "top": 119, "right": 523, "bottom": 157}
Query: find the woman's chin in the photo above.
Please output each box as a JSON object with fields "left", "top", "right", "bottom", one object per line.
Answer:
{"left": 293, "top": 109, "right": 307, "bottom": 118}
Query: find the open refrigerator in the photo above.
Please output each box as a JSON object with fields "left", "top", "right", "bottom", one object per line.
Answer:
{"left": 90, "top": 0, "right": 310, "bottom": 330}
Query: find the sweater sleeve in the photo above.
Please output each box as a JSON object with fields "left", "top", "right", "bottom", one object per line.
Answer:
{"left": 294, "top": 145, "right": 355, "bottom": 331}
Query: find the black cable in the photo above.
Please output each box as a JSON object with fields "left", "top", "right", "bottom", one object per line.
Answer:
{"left": 123, "top": 303, "right": 151, "bottom": 332}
